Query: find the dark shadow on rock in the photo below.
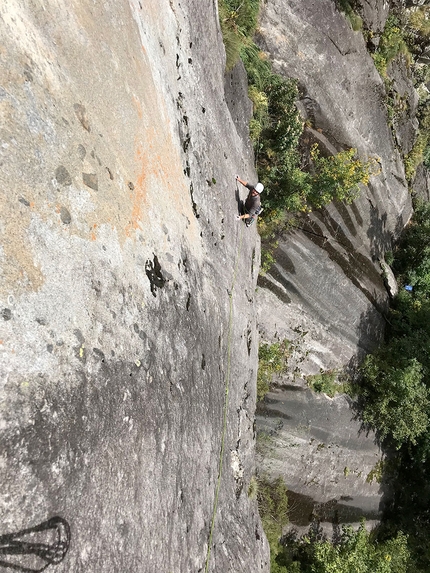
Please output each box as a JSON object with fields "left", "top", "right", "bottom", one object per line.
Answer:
{"left": 365, "top": 183, "right": 393, "bottom": 261}
{"left": 286, "top": 489, "right": 380, "bottom": 528}
{"left": 257, "top": 274, "right": 292, "bottom": 305}
{"left": 0, "top": 516, "right": 71, "bottom": 572}
{"left": 346, "top": 303, "right": 402, "bottom": 517}
{"left": 235, "top": 184, "right": 244, "bottom": 216}
{"left": 145, "top": 254, "right": 166, "bottom": 297}
{"left": 297, "top": 210, "right": 387, "bottom": 313}
{"left": 366, "top": 182, "right": 407, "bottom": 263}
{"left": 271, "top": 383, "right": 305, "bottom": 393}
{"left": 256, "top": 399, "right": 292, "bottom": 422}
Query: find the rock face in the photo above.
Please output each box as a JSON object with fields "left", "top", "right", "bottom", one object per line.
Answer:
{"left": 355, "top": 0, "right": 390, "bottom": 35}
{"left": 255, "top": 0, "right": 415, "bottom": 526}
{"left": 0, "top": 1, "right": 268, "bottom": 571}
{"left": 257, "top": 0, "right": 413, "bottom": 383}
{"left": 256, "top": 387, "right": 383, "bottom": 532}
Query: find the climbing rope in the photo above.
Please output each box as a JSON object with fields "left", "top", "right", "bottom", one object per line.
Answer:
{"left": 204, "top": 198, "right": 245, "bottom": 573}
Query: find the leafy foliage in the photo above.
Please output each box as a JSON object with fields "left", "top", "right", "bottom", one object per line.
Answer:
{"left": 371, "top": 15, "right": 412, "bottom": 79}
{"left": 244, "top": 49, "right": 374, "bottom": 217}
{"left": 260, "top": 242, "right": 277, "bottom": 275}
{"left": 342, "top": 200, "right": 430, "bottom": 572}
{"left": 369, "top": 9, "right": 430, "bottom": 180}
{"left": 307, "top": 145, "right": 376, "bottom": 209}
{"left": 257, "top": 476, "right": 289, "bottom": 571}
{"left": 217, "top": 0, "right": 260, "bottom": 70}
{"left": 219, "top": 0, "right": 376, "bottom": 226}
{"left": 275, "top": 521, "right": 410, "bottom": 573}
{"left": 424, "top": 143, "right": 430, "bottom": 170}
{"left": 393, "top": 200, "right": 430, "bottom": 292}
{"left": 335, "top": 0, "right": 363, "bottom": 32}
{"left": 407, "top": 6, "right": 430, "bottom": 54}
{"left": 257, "top": 340, "right": 290, "bottom": 401}
{"left": 351, "top": 201, "right": 430, "bottom": 452}
{"left": 357, "top": 353, "right": 428, "bottom": 448}
{"left": 306, "top": 369, "right": 342, "bottom": 397}
{"left": 404, "top": 104, "right": 430, "bottom": 181}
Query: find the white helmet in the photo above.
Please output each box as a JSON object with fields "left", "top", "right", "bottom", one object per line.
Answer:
{"left": 255, "top": 182, "right": 264, "bottom": 194}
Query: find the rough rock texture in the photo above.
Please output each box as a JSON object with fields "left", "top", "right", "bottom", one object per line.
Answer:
{"left": 256, "top": 387, "right": 383, "bottom": 529}
{"left": 256, "top": 0, "right": 412, "bottom": 382}
{"left": 255, "top": 0, "right": 415, "bottom": 526}
{"left": 355, "top": 0, "right": 390, "bottom": 34}
{"left": 388, "top": 58, "right": 420, "bottom": 154}
{"left": 413, "top": 163, "right": 430, "bottom": 200}
{"left": 0, "top": 1, "right": 268, "bottom": 571}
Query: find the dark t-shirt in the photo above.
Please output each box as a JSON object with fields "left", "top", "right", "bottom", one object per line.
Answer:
{"left": 244, "top": 183, "right": 261, "bottom": 215}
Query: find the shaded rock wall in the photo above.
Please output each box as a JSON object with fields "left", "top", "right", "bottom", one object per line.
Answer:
{"left": 255, "top": 0, "right": 415, "bottom": 527}
{"left": 256, "top": 0, "right": 413, "bottom": 376}
{"left": 0, "top": 0, "right": 268, "bottom": 571}
{"left": 256, "top": 387, "right": 383, "bottom": 530}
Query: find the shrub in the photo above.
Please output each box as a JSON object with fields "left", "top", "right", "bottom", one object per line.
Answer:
{"left": 308, "top": 145, "right": 376, "bottom": 209}
{"left": 393, "top": 199, "right": 430, "bottom": 292}
{"left": 372, "top": 15, "right": 412, "bottom": 78}
{"left": 357, "top": 353, "right": 429, "bottom": 448}
{"left": 404, "top": 104, "right": 430, "bottom": 182}
{"left": 336, "top": 0, "right": 363, "bottom": 32}
{"left": 257, "top": 340, "right": 290, "bottom": 401}
{"left": 257, "top": 476, "right": 289, "bottom": 570}
{"left": 424, "top": 143, "right": 430, "bottom": 169}
{"left": 221, "top": 3, "right": 375, "bottom": 222}
{"left": 306, "top": 369, "right": 341, "bottom": 397}
{"left": 408, "top": 7, "right": 430, "bottom": 42}
{"left": 218, "top": 0, "right": 260, "bottom": 70}
{"left": 240, "top": 42, "right": 308, "bottom": 218}
{"left": 278, "top": 521, "right": 411, "bottom": 573}
{"left": 248, "top": 85, "right": 269, "bottom": 140}
{"left": 366, "top": 460, "right": 385, "bottom": 484}
{"left": 248, "top": 475, "right": 258, "bottom": 499}
{"left": 260, "top": 243, "right": 277, "bottom": 275}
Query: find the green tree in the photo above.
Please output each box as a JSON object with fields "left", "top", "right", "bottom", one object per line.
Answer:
{"left": 308, "top": 145, "right": 376, "bottom": 209}
{"left": 278, "top": 522, "right": 410, "bottom": 573}
{"left": 358, "top": 353, "right": 429, "bottom": 448}
{"left": 257, "top": 340, "right": 290, "bottom": 401}
{"left": 257, "top": 476, "right": 290, "bottom": 572}
{"left": 393, "top": 200, "right": 430, "bottom": 286}
{"left": 217, "top": 0, "right": 260, "bottom": 70}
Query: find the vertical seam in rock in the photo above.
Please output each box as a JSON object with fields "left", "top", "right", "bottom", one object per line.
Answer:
{"left": 204, "top": 219, "right": 245, "bottom": 573}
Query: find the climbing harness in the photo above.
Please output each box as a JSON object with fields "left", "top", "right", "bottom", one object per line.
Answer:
{"left": 204, "top": 186, "right": 245, "bottom": 573}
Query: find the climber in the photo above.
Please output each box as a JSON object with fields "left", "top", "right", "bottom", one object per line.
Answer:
{"left": 235, "top": 175, "right": 264, "bottom": 227}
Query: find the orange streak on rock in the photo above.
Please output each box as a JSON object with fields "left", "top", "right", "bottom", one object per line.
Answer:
{"left": 125, "top": 143, "right": 149, "bottom": 237}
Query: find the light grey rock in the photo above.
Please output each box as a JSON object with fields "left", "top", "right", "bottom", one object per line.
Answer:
{"left": 379, "top": 258, "right": 399, "bottom": 298}
{"left": 0, "top": 1, "right": 268, "bottom": 571}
